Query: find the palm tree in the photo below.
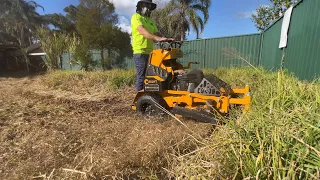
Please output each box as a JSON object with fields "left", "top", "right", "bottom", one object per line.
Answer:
{"left": 160, "top": 0, "right": 211, "bottom": 41}
{"left": 151, "top": 8, "right": 181, "bottom": 40}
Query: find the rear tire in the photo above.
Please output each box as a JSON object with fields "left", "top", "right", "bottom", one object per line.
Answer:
{"left": 136, "top": 94, "right": 169, "bottom": 118}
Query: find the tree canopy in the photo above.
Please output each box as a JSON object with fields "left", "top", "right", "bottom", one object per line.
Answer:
{"left": 75, "top": 0, "right": 130, "bottom": 69}
{"left": 0, "top": 0, "right": 46, "bottom": 47}
{"left": 252, "top": 0, "right": 297, "bottom": 31}
{"left": 0, "top": 0, "right": 132, "bottom": 70}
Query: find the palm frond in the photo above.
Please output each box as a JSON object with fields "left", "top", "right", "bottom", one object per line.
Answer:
{"left": 189, "top": 3, "right": 209, "bottom": 24}
{"left": 199, "top": 0, "right": 211, "bottom": 9}
{"left": 186, "top": 8, "right": 203, "bottom": 38}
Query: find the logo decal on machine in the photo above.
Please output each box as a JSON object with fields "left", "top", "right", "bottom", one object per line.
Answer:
{"left": 194, "top": 78, "right": 221, "bottom": 96}
{"left": 144, "top": 79, "right": 158, "bottom": 84}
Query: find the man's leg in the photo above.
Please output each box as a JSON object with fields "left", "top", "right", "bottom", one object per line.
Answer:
{"left": 134, "top": 54, "right": 149, "bottom": 92}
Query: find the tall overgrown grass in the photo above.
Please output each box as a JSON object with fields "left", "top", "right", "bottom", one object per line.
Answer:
{"left": 171, "top": 67, "right": 320, "bottom": 179}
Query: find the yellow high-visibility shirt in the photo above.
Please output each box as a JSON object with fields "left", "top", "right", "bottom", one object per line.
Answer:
{"left": 131, "top": 13, "right": 158, "bottom": 54}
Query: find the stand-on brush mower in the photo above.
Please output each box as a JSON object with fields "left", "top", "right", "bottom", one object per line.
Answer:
{"left": 131, "top": 40, "right": 251, "bottom": 124}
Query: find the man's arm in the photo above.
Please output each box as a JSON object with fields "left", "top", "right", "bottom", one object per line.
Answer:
{"left": 155, "top": 31, "right": 174, "bottom": 41}
{"left": 137, "top": 25, "right": 168, "bottom": 42}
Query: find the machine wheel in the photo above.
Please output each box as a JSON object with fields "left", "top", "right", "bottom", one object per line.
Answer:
{"left": 136, "top": 94, "right": 168, "bottom": 118}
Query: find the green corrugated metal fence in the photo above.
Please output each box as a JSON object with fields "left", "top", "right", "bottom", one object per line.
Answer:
{"left": 123, "top": 33, "right": 262, "bottom": 70}
{"left": 179, "top": 38, "right": 206, "bottom": 69}
{"left": 180, "top": 33, "right": 262, "bottom": 69}
{"left": 123, "top": 57, "right": 135, "bottom": 69}
{"left": 260, "top": 18, "right": 283, "bottom": 71}
{"left": 283, "top": 0, "right": 320, "bottom": 80}
{"left": 261, "top": 0, "right": 320, "bottom": 80}
{"left": 62, "top": 49, "right": 131, "bottom": 70}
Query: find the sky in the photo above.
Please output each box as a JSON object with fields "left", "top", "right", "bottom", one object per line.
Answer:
{"left": 34, "top": 0, "right": 270, "bottom": 40}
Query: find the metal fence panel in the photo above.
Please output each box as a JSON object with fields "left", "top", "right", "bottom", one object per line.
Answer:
{"left": 260, "top": 18, "right": 283, "bottom": 71}
{"left": 260, "top": 0, "right": 320, "bottom": 80}
{"left": 124, "top": 57, "right": 135, "bottom": 69}
{"left": 61, "top": 53, "right": 82, "bottom": 70}
{"left": 62, "top": 49, "right": 132, "bottom": 70}
{"left": 179, "top": 33, "right": 261, "bottom": 69}
{"left": 284, "top": 0, "right": 320, "bottom": 80}
{"left": 204, "top": 34, "right": 261, "bottom": 69}
{"left": 179, "top": 39, "right": 206, "bottom": 69}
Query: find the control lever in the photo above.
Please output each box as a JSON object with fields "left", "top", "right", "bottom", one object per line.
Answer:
{"left": 184, "top": 62, "right": 200, "bottom": 69}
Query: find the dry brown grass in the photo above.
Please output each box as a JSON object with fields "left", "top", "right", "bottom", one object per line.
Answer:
{"left": 0, "top": 74, "right": 212, "bottom": 180}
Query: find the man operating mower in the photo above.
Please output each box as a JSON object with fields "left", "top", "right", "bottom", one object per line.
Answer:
{"left": 131, "top": 0, "right": 173, "bottom": 92}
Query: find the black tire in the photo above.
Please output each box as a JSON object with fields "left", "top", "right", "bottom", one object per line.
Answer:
{"left": 136, "top": 94, "right": 169, "bottom": 118}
